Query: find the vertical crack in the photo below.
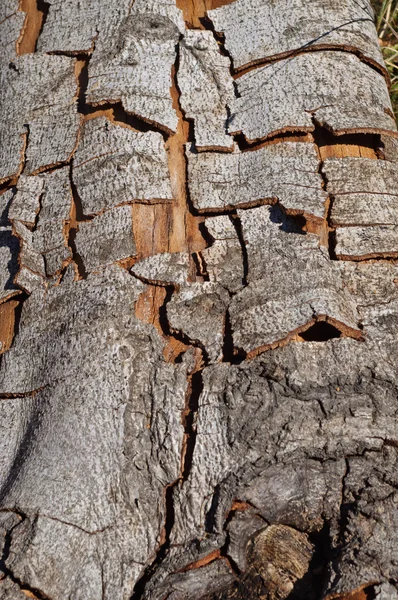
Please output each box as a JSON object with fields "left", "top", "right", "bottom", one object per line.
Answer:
{"left": 130, "top": 482, "right": 175, "bottom": 600}
{"left": 130, "top": 349, "right": 204, "bottom": 600}
{"left": 311, "top": 118, "right": 383, "bottom": 258}
{"left": 1, "top": 125, "right": 31, "bottom": 355}
{"left": 180, "top": 353, "right": 204, "bottom": 481}
{"left": 74, "top": 53, "right": 92, "bottom": 116}
{"left": 64, "top": 162, "right": 90, "bottom": 279}
{"left": 336, "top": 458, "right": 352, "bottom": 550}
{"left": 134, "top": 40, "right": 207, "bottom": 360}
{"left": 312, "top": 118, "right": 337, "bottom": 259}
{"left": 130, "top": 37, "right": 212, "bottom": 598}
{"left": 229, "top": 213, "right": 248, "bottom": 286}
{"left": 153, "top": 285, "right": 209, "bottom": 362}
{"left": 222, "top": 309, "right": 246, "bottom": 364}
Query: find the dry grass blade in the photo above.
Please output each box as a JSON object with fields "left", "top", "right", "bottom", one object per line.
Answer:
{"left": 372, "top": 0, "right": 398, "bottom": 123}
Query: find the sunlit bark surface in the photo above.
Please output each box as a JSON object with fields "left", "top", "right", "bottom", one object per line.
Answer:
{"left": 0, "top": 1, "right": 398, "bottom": 599}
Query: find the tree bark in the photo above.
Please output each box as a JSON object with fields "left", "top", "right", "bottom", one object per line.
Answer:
{"left": 1, "top": 1, "right": 398, "bottom": 599}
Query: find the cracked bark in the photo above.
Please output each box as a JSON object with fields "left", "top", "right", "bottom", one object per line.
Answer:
{"left": 1, "top": 1, "right": 398, "bottom": 600}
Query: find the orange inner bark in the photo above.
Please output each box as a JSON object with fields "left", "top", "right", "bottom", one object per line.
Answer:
{"left": 0, "top": 300, "right": 20, "bottom": 354}
{"left": 176, "top": 0, "right": 236, "bottom": 28}
{"left": 17, "top": 0, "right": 45, "bottom": 55}
{"left": 134, "top": 66, "right": 207, "bottom": 362}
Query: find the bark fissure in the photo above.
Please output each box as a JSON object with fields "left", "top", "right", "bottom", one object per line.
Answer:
{"left": 130, "top": 483, "right": 177, "bottom": 600}
{"left": 311, "top": 119, "right": 384, "bottom": 260}
{"left": 128, "top": 34, "right": 215, "bottom": 598}
{"left": 36, "top": 514, "right": 114, "bottom": 536}
{"left": 2, "top": 125, "right": 31, "bottom": 352}
{"left": 65, "top": 162, "right": 89, "bottom": 279}
{"left": 84, "top": 102, "right": 169, "bottom": 138}
{"left": 157, "top": 286, "right": 210, "bottom": 363}
{"left": 180, "top": 363, "right": 204, "bottom": 482}
{"left": 233, "top": 131, "right": 313, "bottom": 153}
{"left": 222, "top": 310, "right": 247, "bottom": 364}
{"left": 230, "top": 213, "right": 248, "bottom": 287}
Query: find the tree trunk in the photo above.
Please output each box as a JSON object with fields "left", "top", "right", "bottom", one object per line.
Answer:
{"left": 1, "top": 1, "right": 398, "bottom": 599}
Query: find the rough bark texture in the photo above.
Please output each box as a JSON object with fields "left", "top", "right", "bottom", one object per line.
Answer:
{"left": 229, "top": 52, "right": 396, "bottom": 142}
{"left": 208, "top": 0, "right": 385, "bottom": 69}
{"left": 1, "top": 1, "right": 398, "bottom": 600}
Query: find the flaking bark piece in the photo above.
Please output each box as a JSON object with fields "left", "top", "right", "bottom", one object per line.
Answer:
{"left": 324, "top": 157, "right": 398, "bottom": 226}
{"left": 0, "top": 123, "right": 25, "bottom": 186}
{"left": 10, "top": 168, "right": 71, "bottom": 226}
{"left": 38, "top": 0, "right": 183, "bottom": 55}
{"left": 202, "top": 215, "right": 244, "bottom": 294}
{"left": 1, "top": 54, "right": 79, "bottom": 181}
{"left": 13, "top": 221, "right": 45, "bottom": 278}
{"left": 8, "top": 175, "right": 44, "bottom": 225}
{"left": 230, "top": 277, "right": 360, "bottom": 355}
{"left": 131, "top": 251, "right": 190, "bottom": 285}
{"left": 229, "top": 52, "right": 397, "bottom": 143}
{"left": 187, "top": 143, "right": 327, "bottom": 219}
{"left": 35, "top": 223, "right": 70, "bottom": 278}
{"left": 167, "top": 282, "right": 230, "bottom": 362}
{"left": 381, "top": 135, "right": 398, "bottom": 161}
{"left": 204, "top": 215, "right": 237, "bottom": 240}
{"left": 14, "top": 266, "right": 44, "bottom": 293}
{"left": 208, "top": 0, "right": 384, "bottom": 73}
{"left": 228, "top": 206, "right": 360, "bottom": 354}
{"left": 335, "top": 226, "right": 398, "bottom": 259}
{"left": 75, "top": 205, "right": 136, "bottom": 273}
{"left": 178, "top": 30, "right": 235, "bottom": 149}
{"left": 10, "top": 169, "right": 72, "bottom": 279}
{"left": 73, "top": 118, "right": 173, "bottom": 215}
{"left": 87, "top": 1, "right": 184, "bottom": 133}
{"left": 13, "top": 220, "right": 68, "bottom": 279}
{"left": 238, "top": 204, "right": 320, "bottom": 283}
{"left": 37, "top": 0, "right": 99, "bottom": 53}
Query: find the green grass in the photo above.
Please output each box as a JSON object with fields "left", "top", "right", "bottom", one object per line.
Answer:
{"left": 372, "top": 0, "right": 398, "bottom": 124}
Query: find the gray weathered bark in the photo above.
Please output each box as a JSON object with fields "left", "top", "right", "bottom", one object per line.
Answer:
{"left": 1, "top": 1, "right": 398, "bottom": 599}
